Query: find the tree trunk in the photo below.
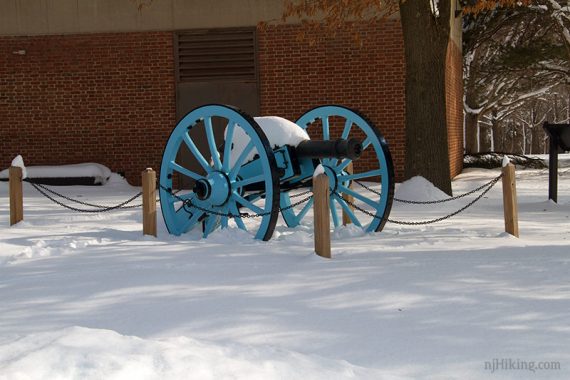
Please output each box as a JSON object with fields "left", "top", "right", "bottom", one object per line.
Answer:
{"left": 400, "top": 0, "right": 452, "bottom": 195}
{"left": 491, "top": 117, "right": 504, "bottom": 152}
{"left": 531, "top": 125, "right": 542, "bottom": 154}
{"left": 514, "top": 124, "right": 524, "bottom": 154}
{"left": 465, "top": 112, "right": 479, "bottom": 154}
{"left": 479, "top": 124, "right": 492, "bottom": 152}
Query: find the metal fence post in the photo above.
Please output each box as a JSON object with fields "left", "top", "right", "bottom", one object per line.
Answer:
{"left": 548, "top": 134, "right": 558, "bottom": 203}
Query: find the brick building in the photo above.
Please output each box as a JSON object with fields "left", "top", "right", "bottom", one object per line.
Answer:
{"left": 0, "top": 0, "right": 463, "bottom": 185}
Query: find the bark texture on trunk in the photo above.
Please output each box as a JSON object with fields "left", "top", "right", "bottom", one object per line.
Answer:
{"left": 400, "top": 0, "right": 452, "bottom": 195}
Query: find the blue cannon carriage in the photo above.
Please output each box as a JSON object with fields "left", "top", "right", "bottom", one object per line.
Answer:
{"left": 159, "top": 104, "right": 394, "bottom": 240}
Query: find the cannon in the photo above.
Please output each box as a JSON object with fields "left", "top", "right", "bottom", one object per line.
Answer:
{"left": 159, "top": 104, "right": 394, "bottom": 240}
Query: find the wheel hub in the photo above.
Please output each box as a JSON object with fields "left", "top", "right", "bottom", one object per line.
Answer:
{"left": 193, "top": 179, "right": 211, "bottom": 200}
{"left": 192, "top": 171, "right": 231, "bottom": 206}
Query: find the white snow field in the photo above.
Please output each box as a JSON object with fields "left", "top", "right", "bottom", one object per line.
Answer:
{"left": 1, "top": 161, "right": 569, "bottom": 379}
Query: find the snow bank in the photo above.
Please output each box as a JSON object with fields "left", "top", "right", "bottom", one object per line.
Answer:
{"left": 529, "top": 153, "right": 570, "bottom": 168}
{"left": 0, "top": 327, "right": 379, "bottom": 380}
{"left": 229, "top": 116, "right": 309, "bottom": 166}
{"left": 0, "top": 163, "right": 112, "bottom": 185}
{"left": 395, "top": 176, "right": 449, "bottom": 202}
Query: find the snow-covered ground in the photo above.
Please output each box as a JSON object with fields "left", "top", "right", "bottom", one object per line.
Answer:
{"left": 1, "top": 161, "right": 569, "bottom": 379}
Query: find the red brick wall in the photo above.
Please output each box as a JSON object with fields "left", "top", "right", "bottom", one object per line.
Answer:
{"left": 0, "top": 32, "right": 175, "bottom": 185}
{"left": 445, "top": 40, "right": 464, "bottom": 178}
{"left": 0, "top": 25, "right": 463, "bottom": 186}
{"left": 257, "top": 21, "right": 406, "bottom": 181}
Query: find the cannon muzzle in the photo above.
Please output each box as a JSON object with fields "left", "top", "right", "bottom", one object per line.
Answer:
{"left": 294, "top": 138, "right": 362, "bottom": 160}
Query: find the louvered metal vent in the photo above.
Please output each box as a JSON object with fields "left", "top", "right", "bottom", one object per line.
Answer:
{"left": 176, "top": 28, "right": 257, "bottom": 83}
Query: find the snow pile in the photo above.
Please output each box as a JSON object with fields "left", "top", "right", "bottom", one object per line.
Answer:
{"left": 395, "top": 176, "right": 449, "bottom": 202}
{"left": 0, "top": 162, "right": 112, "bottom": 185}
{"left": 313, "top": 164, "right": 325, "bottom": 178}
{"left": 9, "top": 155, "right": 27, "bottom": 179}
{"left": 254, "top": 116, "right": 310, "bottom": 149}
{"left": 229, "top": 116, "right": 309, "bottom": 166}
{"left": 0, "top": 327, "right": 379, "bottom": 380}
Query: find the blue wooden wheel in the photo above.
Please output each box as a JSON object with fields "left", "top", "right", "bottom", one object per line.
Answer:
{"left": 280, "top": 105, "right": 394, "bottom": 233}
{"left": 159, "top": 104, "right": 280, "bottom": 240}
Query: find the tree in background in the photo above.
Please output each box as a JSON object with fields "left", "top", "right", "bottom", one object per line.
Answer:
{"left": 282, "top": 0, "right": 529, "bottom": 194}
{"left": 463, "top": 0, "right": 570, "bottom": 153}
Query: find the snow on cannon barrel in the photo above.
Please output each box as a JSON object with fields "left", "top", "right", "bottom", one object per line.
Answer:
{"left": 159, "top": 104, "right": 394, "bottom": 241}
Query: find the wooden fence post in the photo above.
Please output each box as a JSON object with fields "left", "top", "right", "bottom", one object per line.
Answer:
{"left": 142, "top": 168, "right": 157, "bottom": 237}
{"left": 342, "top": 162, "right": 354, "bottom": 225}
{"left": 313, "top": 173, "right": 331, "bottom": 258}
{"left": 502, "top": 163, "right": 519, "bottom": 237}
{"left": 9, "top": 166, "right": 24, "bottom": 226}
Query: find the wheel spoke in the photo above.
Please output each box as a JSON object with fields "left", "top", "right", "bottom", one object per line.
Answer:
{"left": 219, "top": 204, "right": 230, "bottom": 229}
{"left": 245, "top": 192, "right": 263, "bottom": 203}
{"left": 322, "top": 116, "right": 330, "bottom": 140}
{"left": 234, "top": 174, "right": 265, "bottom": 188}
{"left": 178, "top": 209, "right": 205, "bottom": 234}
{"left": 338, "top": 169, "right": 382, "bottom": 182}
{"left": 182, "top": 132, "right": 212, "bottom": 174}
{"left": 333, "top": 193, "right": 362, "bottom": 227}
{"left": 229, "top": 140, "right": 255, "bottom": 180}
{"left": 229, "top": 201, "right": 247, "bottom": 231}
{"left": 203, "top": 214, "right": 219, "bottom": 237}
{"left": 222, "top": 121, "right": 236, "bottom": 171}
{"left": 336, "top": 158, "right": 353, "bottom": 172}
{"left": 341, "top": 119, "right": 353, "bottom": 139}
{"left": 330, "top": 197, "right": 340, "bottom": 228}
{"left": 337, "top": 184, "right": 379, "bottom": 210}
{"left": 232, "top": 192, "right": 264, "bottom": 214}
{"left": 295, "top": 196, "right": 314, "bottom": 225}
{"left": 169, "top": 161, "right": 202, "bottom": 181}
{"left": 205, "top": 117, "right": 222, "bottom": 170}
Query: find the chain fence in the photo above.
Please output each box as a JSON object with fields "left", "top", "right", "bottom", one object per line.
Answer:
{"left": 24, "top": 178, "right": 144, "bottom": 213}
{"left": 333, "top": 174, "right": 502, "bottom": 226}
{"left": 23, "top": 172, "right": 503, "bottom": 226}
{"left": 388, "top": 174, "right": 502, "bottom": 225}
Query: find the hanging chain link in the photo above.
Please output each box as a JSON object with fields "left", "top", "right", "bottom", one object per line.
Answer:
{"left": 25, "top": 179, "right": 143, "bottom": 213}
{"left": 339, "top": 173, "right": 503, "bottom": 225}
{"left": 354, "top": 174, "right": 503, "bottom": 204}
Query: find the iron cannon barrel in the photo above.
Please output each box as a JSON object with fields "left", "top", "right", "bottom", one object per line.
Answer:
{"left": 294, "top": 138, "right": 362, "bottom": 160}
